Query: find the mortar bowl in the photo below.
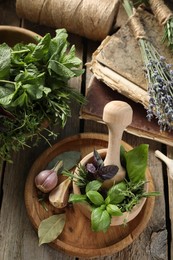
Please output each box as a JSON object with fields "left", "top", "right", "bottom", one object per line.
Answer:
{"left": 72, "top": 142, "right": 149, "bottom": 227}
{"left": 0, "top": 25, "right": 40, "bottom": 46}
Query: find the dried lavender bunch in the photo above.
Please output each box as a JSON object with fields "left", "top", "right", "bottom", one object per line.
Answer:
{"left": 139, "top": 39, "right": 173, "bottom": 131}
{"left": 122, "top": 0, "right": 173, "bottom": 131}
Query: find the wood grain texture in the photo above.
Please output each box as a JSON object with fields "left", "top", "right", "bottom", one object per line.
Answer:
{"left": 0, "top": 0, "right": 170, "bottom": 259}
{"left": 24, "top": 133, "right": 155, "bottom": 258}
{"left": 166, "top": 146, "right": 173, "bottom": 260}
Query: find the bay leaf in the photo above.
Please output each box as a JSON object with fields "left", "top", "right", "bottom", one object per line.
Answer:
{"left": 38, "top": 214, "right": 66, "bottom": 246}
{"left": 47, "top": 151, "right": 81, "bottom": 170}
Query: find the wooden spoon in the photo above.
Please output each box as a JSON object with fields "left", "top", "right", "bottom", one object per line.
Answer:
{"left": 102, "top": 101, "right": 133, "bottom": 189}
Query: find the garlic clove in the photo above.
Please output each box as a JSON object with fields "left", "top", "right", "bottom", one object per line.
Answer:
{"left": 49, "top": 178, "right": 71, "bottom": 208}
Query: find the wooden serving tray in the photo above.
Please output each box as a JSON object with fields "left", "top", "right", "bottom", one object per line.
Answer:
{"left": 25, "top": 133, "right": 155, "bottom": 258}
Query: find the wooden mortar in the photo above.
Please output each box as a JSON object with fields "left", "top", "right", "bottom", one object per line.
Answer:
{"left": 73, "top": 101, "right": 149, "bottom": 226}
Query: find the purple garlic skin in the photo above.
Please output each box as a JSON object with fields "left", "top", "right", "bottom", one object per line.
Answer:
{"left": 35, "top": 170, "right": 58, "bottom": 193}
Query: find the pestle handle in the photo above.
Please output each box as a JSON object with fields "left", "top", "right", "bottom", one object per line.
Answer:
{"left": 102, "top": 101, "right": 133, "bottom": 188}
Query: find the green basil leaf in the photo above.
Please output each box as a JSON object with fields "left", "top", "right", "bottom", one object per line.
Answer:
{"left": 85, "top": 180, "right": 102, "bottom": 193}
{"left": 62, "top": 45, "right": 82, "bottom": 67}
{"left": 49, "top": 29, "right": 68, "bottom": 59}
{"left": 120, "top": 145, "right": 127, "bottom": 168}
{"left": 105, "top": 195, "right": 111, "bottom": 205}
{"left": 0, "top": 83, "right": 15, "bottom": 105}
{"left": 125, "top": 144, "right": 149, "bottom": 183}
{"left": 38, "top": 214, "right": 66, "bottom": 245}
{"left": 86, "top": 190, "right": 104, "bottom": 206}
{"left": 12, "top": 92, "right": 28, "bottom": 107}
{"left": 91, "top": 207, "right": 111, "bottom": 232}
{"left": 68, "top": 193, "right": 87, "bottom": 203}
{"left": 0, "top": 43, "right": 11, "bottom": 80}
{"left": 108, "top": 181, "right": 127, "bottom": 204}
{"left": 32, "top": 33, "right": 51, "bottom": 60}
{"left": 48, "top": 60, "right": 76, "bottom": 78}
{"left": 106, "top": 204, "right": 123, "bottom": 216}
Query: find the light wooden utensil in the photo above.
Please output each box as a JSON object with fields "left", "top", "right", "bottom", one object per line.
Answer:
{"left": 102, "top": 101, "right": 133, "bottom": 188}
{"left": 155, "top": 150, "right": 173, "bottom": 180}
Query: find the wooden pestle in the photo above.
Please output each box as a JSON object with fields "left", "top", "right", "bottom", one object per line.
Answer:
{"left": 102, "top": 101, "right": 133, "bottom": 189}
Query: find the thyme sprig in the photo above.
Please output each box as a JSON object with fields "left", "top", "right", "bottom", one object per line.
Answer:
{"left": 122, "top": 0, "right": 173, "bottom": 131}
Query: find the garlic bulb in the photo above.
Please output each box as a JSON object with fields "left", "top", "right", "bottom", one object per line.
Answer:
{"left": 35, "top": 161, "right": 63, "bottom": 193}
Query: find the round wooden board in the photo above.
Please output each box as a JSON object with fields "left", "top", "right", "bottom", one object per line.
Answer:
{"left": 25, "top": 133, "right": 155, "bottom": 258}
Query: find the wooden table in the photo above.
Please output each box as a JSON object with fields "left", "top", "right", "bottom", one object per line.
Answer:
{"left": 0, "top": 1, "right": 172, "bottom": 259}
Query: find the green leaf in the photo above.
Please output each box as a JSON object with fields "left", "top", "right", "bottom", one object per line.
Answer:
{"left": 38, "top": 214, "right": 66, "bottom": 245}
{"left": 68, "top": 193, "right": 87, "bottom": 203}
{"left": 0, "top": 43, "right": 11, "bottom": 80}
{"left": 32, "top": 33, "right": 51, "bottom": 60}
{"left": 0, "top": 83, "right": 15, "bottom": 105}
{"left": 125, "top": 144, "right": 149, "bottom": 183}
{"left": 49, "top": 29, "right": 68, "bottom": 59}
{"left": 106, "top": 204, "right": 123, "bottom": 216}
{"left": 91, "top": 207, "right": 111, "bottom": 232}
{"left": 85, "top": 180, "right": 102, "bottom": 193}
{"left": 47, "top": 151, "right": 81, "bottom": 170}
{"left": 11, "top": 91, "right": 28, "bottom": 107}
{"left": 48, "top": 60, "right": 76, "bottom": 78}
{"left": 86, "top": 190, "right": 104, "bottom": 206}
{"left": 107, "top": 181, "right": 127, "bottom": 204}
{"left": 142, "top": 191, "right": 161, "bottom": 197}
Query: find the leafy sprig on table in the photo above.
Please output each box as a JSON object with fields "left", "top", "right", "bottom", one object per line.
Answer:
{"left": 0, "top": 29, "right": 85, "bottom": 162}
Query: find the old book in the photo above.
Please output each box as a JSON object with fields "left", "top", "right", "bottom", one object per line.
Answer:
{"left": 88, "top": 6, "right": 173, "bottom": 109}
{"left": 81, "top": 76, "right": 173, "bottom": 146}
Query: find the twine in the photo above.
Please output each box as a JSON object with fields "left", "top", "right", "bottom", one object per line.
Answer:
{"left": 149, "top": 0, "right": 173, "bottom": 25}
{"left": 128, "top": 11, "right": 148, "bottom": 40}
{"left": 16, "top": 0, "right": 119, "bottom": 41}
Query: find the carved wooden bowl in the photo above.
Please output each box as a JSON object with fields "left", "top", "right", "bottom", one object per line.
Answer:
{"left": 73, "top": 142, "right": 149, "bottom": 226}
{"left": 0, "top": 25, "right": 40, "bottom": 46}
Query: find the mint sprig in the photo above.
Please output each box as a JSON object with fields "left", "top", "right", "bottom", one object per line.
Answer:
{"left": 0, "top": 29, "right": 85, "bottom": 162}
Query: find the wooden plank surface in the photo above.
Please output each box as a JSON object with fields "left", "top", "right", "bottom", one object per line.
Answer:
{"left": 0, "top": 0, "right": 171, "bottom": 259}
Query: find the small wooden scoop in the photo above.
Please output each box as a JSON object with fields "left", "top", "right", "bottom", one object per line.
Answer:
{"left": 102, "top": 101, "right": 133, "bottom": 189}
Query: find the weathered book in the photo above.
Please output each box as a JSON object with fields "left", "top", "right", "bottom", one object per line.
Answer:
{"left": 88, "top": 6, "right": 173, "bottom": 109}
{"left": 81, "top": 76, "right": 173, "bottom": 146}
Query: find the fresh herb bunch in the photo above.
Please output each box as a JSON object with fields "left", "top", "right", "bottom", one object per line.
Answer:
{"left": 122, "top": 0, "right": 173, "bottom": 131}
{"left": 0, "top": 29, "right": 85, "bottom": 162}
{"left": 67, "top": 145, "right": 159, "bottom": 232}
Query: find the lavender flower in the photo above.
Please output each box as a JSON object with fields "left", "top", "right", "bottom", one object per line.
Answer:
{"left": 122, "top": 0, "right": 173, "bottom": 131}
{"left": 139, "top": 39, "right": 173, "bottom": 130}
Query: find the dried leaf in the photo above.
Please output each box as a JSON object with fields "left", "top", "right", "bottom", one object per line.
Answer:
{"left": 38, "top": 214, "right": 66, "bottom": 245}
{"left": 47, "top": 151, "right": 81, "bottom": 170}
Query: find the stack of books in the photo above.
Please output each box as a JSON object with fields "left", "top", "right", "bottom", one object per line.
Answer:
{"left": 81, "top": 6, "right": 173, "bottom": 146}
